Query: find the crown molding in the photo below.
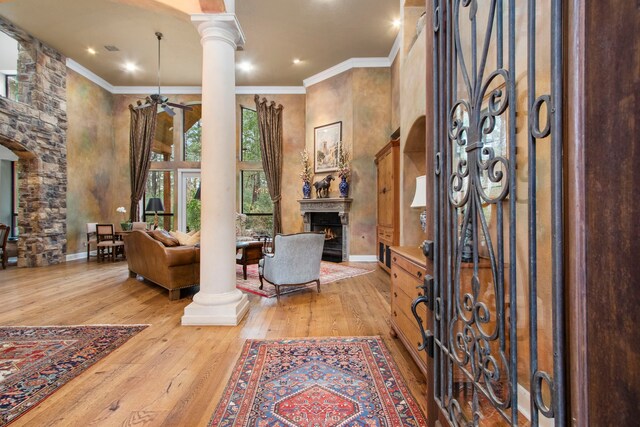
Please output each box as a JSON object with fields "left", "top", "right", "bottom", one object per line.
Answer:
{"left": 110, "top": 86, "right": 203, "bottom": 95}
{"left": 303, "top": 57, "right": 391, "bottom": 88}
{"left": 388, "top": 31, "right": 402, "bottom": 64}
{"left": 235, "top": 86, "right": 306, "bottom": 94}
{"left": 66, "top": 58, "right": 114, "bottom": 93}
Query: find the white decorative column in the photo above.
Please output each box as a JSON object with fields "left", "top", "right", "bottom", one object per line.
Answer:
{"left": 182, "top": 13, "right": 249, "bottom": 325}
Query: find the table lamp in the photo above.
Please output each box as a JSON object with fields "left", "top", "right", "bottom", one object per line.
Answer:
{"left": 146, "top": 197, "right": 164, "bottom": 228}
{"left": 411, "top": 175, "right": 427, "bottom": 232}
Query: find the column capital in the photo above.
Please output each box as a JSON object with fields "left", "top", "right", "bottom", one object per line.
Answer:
{"left": 191, "top": 13, "right": 245, "bottom": 50}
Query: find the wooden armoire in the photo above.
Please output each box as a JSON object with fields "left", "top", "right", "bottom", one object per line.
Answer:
{"left": 374, "top": 139, "right": 400, "bottom": 272}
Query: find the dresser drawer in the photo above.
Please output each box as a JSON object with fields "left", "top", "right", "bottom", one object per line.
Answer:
{"left": 391, "top": 252, "right": 426, "bottom": 283}
{"left": 377, "top": 227, "right": 394, "bottom": 242}
{"left": 391, "top": 264, "right": 424, "bottom": 301}
{"left": 392, "top": 300, "right": 427, "bottom": 354}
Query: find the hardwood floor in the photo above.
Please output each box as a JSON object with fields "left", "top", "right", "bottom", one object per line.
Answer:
{"left": 0, "top": 260, "right": 427, "bottom": 426}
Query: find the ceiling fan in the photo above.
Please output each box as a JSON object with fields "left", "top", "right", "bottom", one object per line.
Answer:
{"left": 135, "top": 32, "right": 193, "bottom": 116}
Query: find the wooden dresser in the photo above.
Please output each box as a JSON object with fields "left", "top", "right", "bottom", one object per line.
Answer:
{"left": 390, "top": 246, "right": 428, "bottom": 377}
{"left": 375, "top": 139, "right": 400, "bottom": 272}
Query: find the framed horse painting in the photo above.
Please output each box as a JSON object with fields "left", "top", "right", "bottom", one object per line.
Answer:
{"left": 314, "top": 121, "right": 341, "bottom": 173}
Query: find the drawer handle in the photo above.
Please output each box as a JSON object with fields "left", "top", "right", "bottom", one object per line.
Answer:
{"left": 417, "top": 271, "right": 423, "bottom": 278}
{"left": 394, "top": 292, "right": 398, "bottom": 298}
{"left": 393, "top": 311, "right": 397, "bottom": 317}
{"left": 392, "top": 257, "right": 397, "bottom": 262}
{"left": 393, "top": 273, "right": 397, "bottom": 279}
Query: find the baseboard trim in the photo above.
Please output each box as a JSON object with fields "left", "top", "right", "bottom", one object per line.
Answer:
{"left": 66, "top": 252, "right": 87, "bottom": 262}
{"left": 348, "top": 255, "right": 377, "bottom": 263}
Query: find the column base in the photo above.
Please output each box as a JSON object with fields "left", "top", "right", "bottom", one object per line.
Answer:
{"left": 181, "top": 290, "right": 249, "bottom": 326}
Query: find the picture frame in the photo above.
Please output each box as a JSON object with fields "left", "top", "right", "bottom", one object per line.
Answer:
{"left": 314, "top": 121, "right": 342, "bottom": 173}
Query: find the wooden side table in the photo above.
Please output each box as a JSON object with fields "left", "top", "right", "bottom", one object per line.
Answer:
{"left": 236, "top": 241, "right": 264, "bottom": 280}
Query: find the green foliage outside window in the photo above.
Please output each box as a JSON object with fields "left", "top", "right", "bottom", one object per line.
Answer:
{"left": 242, "top": 171, "right": 272, "bottom": 215}
{"left": 184, "top": 120, "right": 202, "bottom": 162}
{"left": 241, "top": 107, "right": 261, "bottom": 162}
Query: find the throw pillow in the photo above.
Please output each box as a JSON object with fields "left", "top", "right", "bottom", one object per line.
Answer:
{"left": 148, "top": 229, "right": 180, "bottom": 247}
{"left": 170, "top": 230, "right": 201, "bottom": 246}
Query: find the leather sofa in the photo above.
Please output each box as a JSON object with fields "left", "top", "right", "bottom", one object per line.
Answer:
{"left": 124, "top": 230, "right": 200, "bottom": 300}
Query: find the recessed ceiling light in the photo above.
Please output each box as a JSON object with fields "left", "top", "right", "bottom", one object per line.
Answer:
{"left": 87, "top": 47, "right": 96, "bottom": 55}
{"left": 124, "top": 62, "right": 137, "bottom": 72}
{"left": 238, "top": 61, "right": 253, "bottom": 72}
{"left": 293, "top": 58, "right": 301, "bottom": 65}
{"left": 393, "top": 18, "right": 402, "bottom": 28}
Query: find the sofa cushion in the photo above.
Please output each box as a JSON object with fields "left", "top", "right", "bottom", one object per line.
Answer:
{"left": 148, "top": 229, "right": 180, "bottom": 247}
{"left": 170, "top": 230, "right": 201, "bottom": 246}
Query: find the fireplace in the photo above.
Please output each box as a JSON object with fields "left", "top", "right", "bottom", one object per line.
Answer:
{"left": 311, "top": 212, "right": 343, "bottom": 262}
{"left": 298, "top": 198, "right": 352, "bottom": 262}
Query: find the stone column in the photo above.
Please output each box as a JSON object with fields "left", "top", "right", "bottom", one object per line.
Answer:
{"left": 182, "top": 13, "right": 249, "bottom": 325}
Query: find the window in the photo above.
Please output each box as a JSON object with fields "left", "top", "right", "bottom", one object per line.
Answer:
{"left": 240, "top": 107, "right": 260, "bottom": 162}
{"left": 5, "top": 75, "right": 18, "bottom": 102}
{"left": 241, "top": 170, "right": 273, "bottom": 234}
{"left": 152, "top": 111, "right": 174, "bottom": 161}
{"left": 183, "top": 105, "right": 202, "bottom": 161}
{"left": 144, "top": 170, "right": 174, "bottom": 230}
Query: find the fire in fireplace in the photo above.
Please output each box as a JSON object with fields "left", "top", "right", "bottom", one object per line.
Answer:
{"left": 311, "top": 212, "right": 342, "bottom": 262}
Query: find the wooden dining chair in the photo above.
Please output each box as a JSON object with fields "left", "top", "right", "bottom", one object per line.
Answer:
{"left": 0, "top": 224, "right": 10, "bottom": 269}
{"left": 96, "top": 224, "right": 125, "bottom": 262}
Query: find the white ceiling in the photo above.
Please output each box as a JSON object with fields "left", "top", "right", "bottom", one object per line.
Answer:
{"left": 0, "top": 0, "right": 400, "bottom": 87}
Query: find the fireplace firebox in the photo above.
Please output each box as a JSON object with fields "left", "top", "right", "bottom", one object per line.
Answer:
{"left": 311, "top": 212, "right": 342, "bottom": 262}
{"left": 298, "top": 198, "right": 352, "bottom": 262}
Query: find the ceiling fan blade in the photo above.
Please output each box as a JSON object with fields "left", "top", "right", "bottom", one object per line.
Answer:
{"left": 165, "top": 102, "right": 193, "bottom": 111}
{"left": 161, "top": 104, "right": 176, "bottom": 117}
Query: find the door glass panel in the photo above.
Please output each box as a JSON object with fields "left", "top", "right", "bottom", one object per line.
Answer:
{"left": 145, "top": 170, "right": 174, "bottom": 230}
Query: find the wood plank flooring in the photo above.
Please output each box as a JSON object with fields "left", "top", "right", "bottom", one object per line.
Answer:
{"left": 0, "top": 260, "right": 427, "bottom": 426}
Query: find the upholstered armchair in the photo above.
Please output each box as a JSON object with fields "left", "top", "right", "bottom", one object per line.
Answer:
{"left": 258, "top": 232, "right": 325, "bottom": 300}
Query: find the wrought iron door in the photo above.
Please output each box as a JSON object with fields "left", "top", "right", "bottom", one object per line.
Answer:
{"left": 412, "top": 0, "right": 565, "bottom": 425}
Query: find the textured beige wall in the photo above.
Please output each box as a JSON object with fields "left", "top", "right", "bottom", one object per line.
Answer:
{"left": 306, "top": 68, "right": 391, "bottom": 256}
{"left": 236, "top": 94, "right": 306, "bottom": 235}
{"left": 351, "top": 68, "right": 391, "bottom": 255}
{"left": 400, "top": 26, "right": 427, "bottom": 246}
{"left": 66, "top": 69, "right": 115, "bottom": 254}
{"left": 391, "top": 54, "right": 401, "bottom": 132}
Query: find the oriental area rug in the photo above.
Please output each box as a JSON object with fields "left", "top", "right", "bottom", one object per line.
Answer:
{"left": 0, "top": 325, "right": 147, "bottom": 426}
{"left": 236, "top": 262, "right": 373, "bottom": 298}
{"left": 209, "top": 336, "right": 427, "bottom": 427}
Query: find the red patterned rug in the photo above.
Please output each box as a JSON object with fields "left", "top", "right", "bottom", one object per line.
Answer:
{"left": 236, "top": 262, "right": 373, "bottom": 298}
{"left": 0, "top": 325, "right": 147, "bottom": 425}
{"left": 210, "top": 336, "right": 427, "bottom": 426}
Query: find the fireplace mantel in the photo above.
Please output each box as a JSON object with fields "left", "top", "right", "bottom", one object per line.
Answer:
{"left": 298, "top": 198, "right": 352, "bottom": 261}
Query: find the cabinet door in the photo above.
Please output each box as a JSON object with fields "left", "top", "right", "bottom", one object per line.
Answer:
{"left": 377, "top": 150, "right": 394, "bottom": 228}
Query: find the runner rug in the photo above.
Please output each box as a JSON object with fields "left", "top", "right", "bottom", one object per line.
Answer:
{"left": 0, "top": 325, "right": 147, "bottom": 426}
{"left": 236, "top": 262, "right": 373, "bottom": 298}
{"left": 209, "top": 336, "right": 427, "bottom": 426}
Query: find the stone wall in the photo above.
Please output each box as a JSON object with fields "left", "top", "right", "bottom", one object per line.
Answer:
{"left": 0, "top": 17, "right": 67, "bottom": 267}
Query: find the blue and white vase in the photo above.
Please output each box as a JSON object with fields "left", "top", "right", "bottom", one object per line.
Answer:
{"left": 302, "top": 181, "right": 311, "bottom": 199}
{"left": 339, "top": 176, "right": 349, "bottom": 198}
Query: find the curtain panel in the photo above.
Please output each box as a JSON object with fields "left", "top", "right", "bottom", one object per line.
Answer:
{"left": 254, "top": 95, "right": 284, "bottom": 235}
{"left": 128, "top": 100, "right": 159, "bottom": 222}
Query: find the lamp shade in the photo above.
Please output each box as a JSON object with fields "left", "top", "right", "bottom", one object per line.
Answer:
{"left": 410, "top": 175, "right": 427, "bottom": 208}
{"left": 194, "top": 185, "right": 201, "bottom": 201}
{"left": 145, "top": 197, "right": 164, "bottom": 212}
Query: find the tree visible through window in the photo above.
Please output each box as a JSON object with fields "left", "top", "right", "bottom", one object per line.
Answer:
{"left": 184, "top": 119, "right": 202, "bottom": 162}
{"left": 241, "top": 171, "right": 273, "bottom": 235}
{"left": 241, "top": 107, "right": 261, "bottom": 162}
